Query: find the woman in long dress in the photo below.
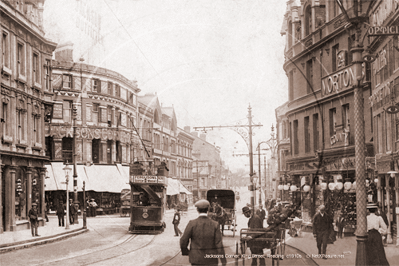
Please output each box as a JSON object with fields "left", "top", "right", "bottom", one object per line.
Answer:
{"left": 366, "top": 204, "right": 390, "bottom": 266}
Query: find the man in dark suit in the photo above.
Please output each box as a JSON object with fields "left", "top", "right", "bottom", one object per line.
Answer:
{"left": 243, "top": 206, "right": 265, "bottom": 266}
{"left": 180, "top": 199, "right": 226, "bottom": 266}
{"left": 313, "top": 205, "right": 333, "bottom": 259}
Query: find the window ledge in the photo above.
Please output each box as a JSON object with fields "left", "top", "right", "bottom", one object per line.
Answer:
{"left": 2, "top": 135, "right": 13, "bottom": 143}
{"left": 16, "top": 142, "right": 28, "bottom": 147}
{"left": 34, "top": 82, "right": 42, "bottom": 90}
{"left": 2, "top": 66, "right": 12, "bottom": 76}
{"left": 18, "top": 74, "right": 27, "bottom": 83}
{"left": 33, "top": 143, "right": 42, "bottom": 149}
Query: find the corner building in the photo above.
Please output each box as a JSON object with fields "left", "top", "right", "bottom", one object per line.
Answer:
{"left": 45, "top": 47, "right": 140, "bottom": 214}
{"left": 280, "top": 0, "right": 374, "bottom": 233}
{"left": 1, "top": 0, "right": 56, "bottom": 232}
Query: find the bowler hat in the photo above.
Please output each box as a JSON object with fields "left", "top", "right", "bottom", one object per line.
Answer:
{"left": 32, "top": 203, "right": 37, "bottom": 206}
{"left": 195, "top": 199, "right": 210, "bottom": 209}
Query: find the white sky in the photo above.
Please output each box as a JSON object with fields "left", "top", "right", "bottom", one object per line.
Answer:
{"left": 44, "top": 0, "right": 288, "bottom": 173}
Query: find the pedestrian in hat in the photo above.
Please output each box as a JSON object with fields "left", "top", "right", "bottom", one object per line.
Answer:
{"left": 312, "top": 205, "right": 333, "bottom": 259}
{"left": 56, "top": 201, "right": 65, "bottom": 227}
{"left": 180, "top": 199, "right": 226, "bottom": 266}
{"left": 242, "top": 206, "right": 265, "bottom": 266}
{"left": 366, "top": 204, "right": 390, "bottom": 265}
{"left": 28, "top": 203, "right": 40, "bottom": 237}
{"left": 69, "top": 199, "right": 76, "bottom": 224}
{"left": 172, "top": 208, "right": 182, "bottom": 237}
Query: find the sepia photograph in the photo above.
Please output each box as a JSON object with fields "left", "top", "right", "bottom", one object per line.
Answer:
{"left": 1, "top": 0, "right": 399, "bottom": 265}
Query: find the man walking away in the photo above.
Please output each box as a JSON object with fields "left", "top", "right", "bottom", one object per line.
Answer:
{"left": 180, "top": 199, "right": 226, "bottom": 266}
{"left": 56, "top": 202, "right": 65, "bottom": 227}
{"left": 173, "top": 208, "right": 182, "bottom": 236}
{"left": 243, "top": 206, "right": 265, "bottom": 266}
{"left": 28, "top": 203, "right": 40, "bottom": 237}
{"left": 69, "top": 199, "right": 76, "bottom": 224}
{"left": 313, "top": 205, "right": 332, "bottom": 259}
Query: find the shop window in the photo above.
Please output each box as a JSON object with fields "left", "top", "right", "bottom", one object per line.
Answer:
{"left": 62, "top": 137, "right": 73, "bottom": 163}
{"left": 63, "top": 74, "right": 72, "bottom": 89}
{"left": 15, "top": 168, "right": 26, "bottom": 220}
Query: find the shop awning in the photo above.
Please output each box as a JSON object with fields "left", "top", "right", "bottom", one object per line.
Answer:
{"left": 45, "top": 163, "right": 128, "bottom": 193}
{"left": 116, "top": 164, "right": 131, "bottom": 190}
{"left": 166, "top": 178, "right": 192, "bottom": 195}
{"left": 166, "top": 178, "right": 179, "bottom": 195}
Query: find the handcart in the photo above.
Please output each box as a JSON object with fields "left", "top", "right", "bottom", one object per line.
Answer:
{"left": 239, "top": 226, "right": 286, "bottom": 266}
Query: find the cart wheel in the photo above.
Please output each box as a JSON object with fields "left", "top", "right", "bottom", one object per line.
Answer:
{"left": 233, "top": 215, "right": 237, "bottom": 237}
{"left": 271, "top": 247, "right": 279, "bottom": 266}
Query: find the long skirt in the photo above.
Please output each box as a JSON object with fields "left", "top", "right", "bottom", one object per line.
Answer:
{"left": 366, "top": 229, "right": 389, "bottom": 266}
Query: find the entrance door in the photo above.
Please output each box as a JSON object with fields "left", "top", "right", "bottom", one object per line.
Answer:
{"left": 107, "top": 140, "right": 112, "bottom": 164}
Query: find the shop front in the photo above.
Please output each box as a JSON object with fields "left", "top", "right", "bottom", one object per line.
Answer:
{"left": 1, "top": 154, "right": 47, "bottom": 232}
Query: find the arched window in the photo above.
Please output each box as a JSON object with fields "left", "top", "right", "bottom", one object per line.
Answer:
{"left": 305, "top": 5, "right": 312, "bottom": 36}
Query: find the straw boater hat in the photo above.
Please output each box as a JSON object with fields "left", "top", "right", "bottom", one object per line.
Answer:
{"left": 32, "top": 203, "right": 37, "bottom": 206}
{"left": 367, "top": 203, "right": 378, "bottom": 209}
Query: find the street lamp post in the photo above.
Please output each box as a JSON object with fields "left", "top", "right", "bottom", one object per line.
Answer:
{"left": 335, "top": 1, "right": 374, "bottom": 264}
{"left": 63, "top": 163, "right": 72, "bottom": 230}
{"left": 256, "top": 142, "right": 268, "bottom": 206}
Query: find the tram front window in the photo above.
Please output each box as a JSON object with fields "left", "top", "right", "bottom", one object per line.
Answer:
{"left": 138, "top": 192, "right": 150, "bottom": 206}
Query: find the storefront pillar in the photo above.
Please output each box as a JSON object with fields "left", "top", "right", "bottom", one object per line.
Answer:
{"left": 26, "top": 167, "right": 33, "bottom": 215}
{"left": 40, "top": 168, "right": 46, "bottom": 222}
{"left": 5, "top": 166, "right": 17, "bottom": 231}
{"left": 112, "top": 141, "right": 116, "bottom": 163}
{"left": 386, "top": 175, "right": 393, "bottom": 243}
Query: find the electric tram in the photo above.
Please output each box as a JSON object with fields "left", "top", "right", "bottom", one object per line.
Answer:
{"left": 128, "top": 161, "right": 168, "bottom": 234}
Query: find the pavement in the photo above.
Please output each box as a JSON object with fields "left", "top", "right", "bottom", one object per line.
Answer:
{"left": 286, "top": 231, "right": 399, "bottom": 266}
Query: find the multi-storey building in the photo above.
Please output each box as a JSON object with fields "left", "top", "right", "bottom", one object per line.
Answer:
{"left": 280, "top": 0, "right": 374, "bottom": 230}
{"left": 1, "top": 0, "right": 56, "bottom": 232}
{"left": 189, "top": 128, "right": 224, "bottom": 199}
{"left": 138, "top": 94, "right": 193, "bottom": 205}
{"left": 367, "top": 0, "right": 399, "bottom": 242}
{"left": 45, "top": 46, "right": 140, "bottom": 214}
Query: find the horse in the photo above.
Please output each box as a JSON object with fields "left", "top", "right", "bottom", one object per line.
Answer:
{"left": 209, "top": 205, "right": 228, "bottom": 235}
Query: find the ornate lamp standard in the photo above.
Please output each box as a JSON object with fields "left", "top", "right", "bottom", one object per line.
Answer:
{"left": 335, "top": 1, "right": 375, "bottom": 264}
{"left": 63, "top": 163, "right": 72, "bottom": 230}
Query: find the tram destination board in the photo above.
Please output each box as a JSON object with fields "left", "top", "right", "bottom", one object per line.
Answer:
{"left": 130, "top": 175, "right": 167, "bottom": 184}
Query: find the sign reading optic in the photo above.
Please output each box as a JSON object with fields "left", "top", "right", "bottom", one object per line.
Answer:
{"left": 368, "top": 26, "right": 399, "bottom": 36}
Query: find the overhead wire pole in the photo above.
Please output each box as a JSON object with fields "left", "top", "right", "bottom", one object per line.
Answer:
{"left": 194, "top": 104, "right": 262, "bottom": 215}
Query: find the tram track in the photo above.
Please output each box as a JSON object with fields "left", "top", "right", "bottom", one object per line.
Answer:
{"left": 36, "top": 233, "right": 139, "bottom": 266}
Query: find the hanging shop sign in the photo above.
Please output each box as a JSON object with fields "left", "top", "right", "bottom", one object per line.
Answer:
{"left": 321, "top": 65, "right": 356, "bottom": 98}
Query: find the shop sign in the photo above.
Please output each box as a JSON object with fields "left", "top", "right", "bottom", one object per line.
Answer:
{"left": 321, "top": 65, "right": 355, "bottom": 98}
{"left": 131, "top": 176, "right": 146, "bottom": 183}
{"left": 48, "top": 125, "right": 135, "bottom": 143}
{"left": 369, "top": 80, "right": 392, "bottom": 107}
{"left": 368, "top": 26, "right": 399, "bottom": 36}
{"left": 330, "top": 126, "right": 350, "bottom": 147}
{"left": 323, "top": 157, "right": 355, "bottom": 171}
{"left": 130, "top": 175, "right": 166, "bottom": 184}
{"left": 146, "top": 176, "right": 157, "bottom": 183}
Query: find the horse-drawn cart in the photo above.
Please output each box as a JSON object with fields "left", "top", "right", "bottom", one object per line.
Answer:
{"left": 206, "top": 189, "right": 237, "bottom": 237}
{"left": 239, "top": 226, "right": 285, "bottom": 266}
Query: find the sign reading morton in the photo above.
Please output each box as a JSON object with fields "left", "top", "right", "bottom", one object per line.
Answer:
{"left": 322, "top": 65, "right": 356, "bottom": 98}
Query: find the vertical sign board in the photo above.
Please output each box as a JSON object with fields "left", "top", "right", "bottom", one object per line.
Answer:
{"left": 53, "top": 104, "right": 63, "bottom": 119}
